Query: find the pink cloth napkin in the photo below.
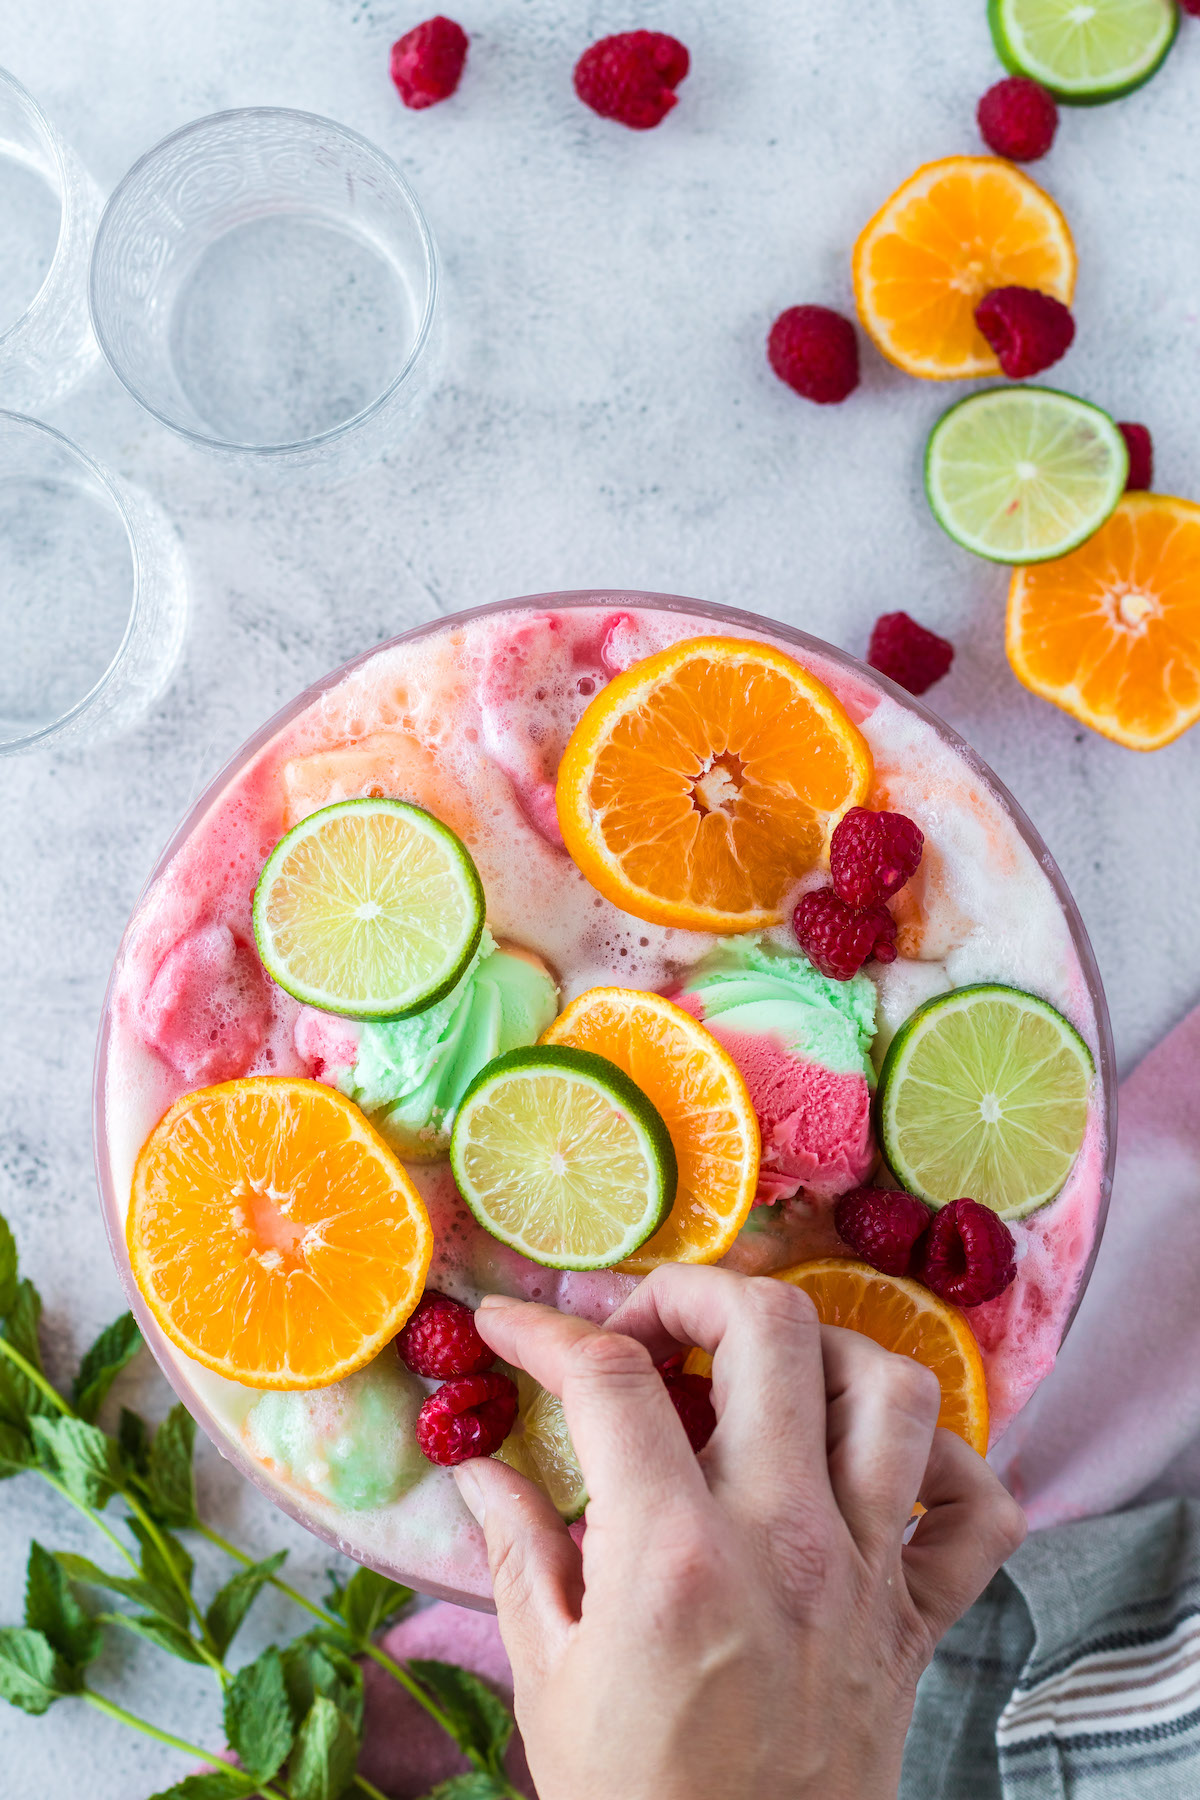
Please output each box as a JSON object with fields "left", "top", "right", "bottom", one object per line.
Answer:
{"left": 994, "top": 1000, "right": 1200, "bottom": 1529}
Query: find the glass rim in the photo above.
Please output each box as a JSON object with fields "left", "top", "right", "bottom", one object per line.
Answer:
{"left": 0, "top": 409, "right": 145, "bottom": 756}
{"left": 88, "top": 105, "right": 439, "bottom": 458}
{"left": 0, "top": 67, "right": 71, "bottom": 353}
{"left": 92, "top": 590, "right": 1117, "bottom": 1599}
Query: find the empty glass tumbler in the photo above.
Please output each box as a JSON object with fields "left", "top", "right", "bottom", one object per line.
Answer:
{"left": 0, "top": 67, "right": 103, "bottom": 411}
{"left": 89, "top": 108, "right": 439, "bottom": 468}
{"left": 0, "top": 413, "right": 187, "bottom": 755}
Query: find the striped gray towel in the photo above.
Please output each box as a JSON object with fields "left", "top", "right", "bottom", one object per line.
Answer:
{"left": 901, "top": 1498, "right": 1200, "bottom": 1798}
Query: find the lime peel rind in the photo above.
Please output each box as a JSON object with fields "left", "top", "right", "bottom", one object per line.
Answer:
{"left": 988, "top": 0, "right": 1178, "bottom": 105}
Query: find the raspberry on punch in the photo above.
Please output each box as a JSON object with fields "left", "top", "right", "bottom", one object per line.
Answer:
{"left": 793, "top": 889, "right": 897, "bottom": 982}
{"left": 918, "top": 1200, "right": 1017, "bottom": 1308}
{"left": 415, "top": 1372, "right": 519, "bottom": 1466}
{"left": 835, "top": 1187, "right": 932, "bottom": 1278}
{"left": 574, "top": 31, "right": 690, "bottom": 129}
{"left": 830, "top": 807, "right": 924, "bottom": 909}
{"left": 390, "top": 15, "right": 469, "bottom": 110}
{"left": 395, "top": 1289, "right": 496, "bottom": 1379}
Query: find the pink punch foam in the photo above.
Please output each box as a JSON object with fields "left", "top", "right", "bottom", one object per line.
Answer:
{"left": 137, "top": 922, "right": 271, "bottom": 1086}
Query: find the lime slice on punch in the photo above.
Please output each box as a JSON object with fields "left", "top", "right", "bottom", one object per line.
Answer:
{"left": 450, "top": 1045, "right": 677, "bottom": 1270}
{"left": 989, "top": 0, "right": 1178, "bottom": 105}
{"left": 496, "top": 1371, "right": 588, "bottom": 1523}
{"left": 877, "top": 984, "right": 1094, "bottom": 1221}
{"left": 925, "top": 388, "right": 1128, "bottom": 564}
{"left": 253, "top": 798, "right": 485, "bottom": 1019}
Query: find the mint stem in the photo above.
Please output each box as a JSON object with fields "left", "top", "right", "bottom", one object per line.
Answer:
{"left": 352, "top": 1778, "right": 393, "bottom": 1800}
{"left": 0, "top": 1334, "right": 72, "bottom": 1416}
{"left": 38, "top": 1471, "right": 142, "bottom": 1573}
{"left": 122, "top": 1487, "right": 226, "bottom": 1675}
{"left": 82, "top": 1687, "right": 287, "bottom": 1796}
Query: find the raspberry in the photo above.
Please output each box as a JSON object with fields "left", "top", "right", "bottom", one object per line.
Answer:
{"left": 415, "top": 1373, "right": 518, "bottom": 1466}
{"left": 976, "top": 77, "right": 1058, "bottom": 162}
{"left": 867, "top": 612, "right": 954, "bottom": 697}
{"left": 1182, "top": 0, "right": 1200, "bottom": 15}
{"left": 793, "top": 889, "right": 897, "bottom": 982}
{"left": 830, "top": 807, "right": 924, "bottom": 909}
{"left": 390, "top": 16, "right": 469, "bottom": 110}
{"left": 834, "top": 1187, "right": 932, "bottom": 1278}
{"left": 975, "top": 286, "right": 1075, "bottom": 380}
{"left": 767, "top": 306, "right": 860, "bottom": 405}
{"left": 1118, "top": 422, "right": 1154, "bottom": 492}
{"left": 917, "top": 1199, "right": 1016, "bottom": 1308}
{"left": 395, "top": 1290, "right": 495, "bottom": 1379}
{"left": 573, "top": 32, "right": 689, "bottom": 130}
{"left": 662, "top": 1371, "right": 716, "bottom": 1453}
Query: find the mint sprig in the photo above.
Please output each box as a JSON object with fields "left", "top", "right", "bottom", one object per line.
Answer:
{"left": 0, "top": 1204, "right": 525, "bottom": 1800}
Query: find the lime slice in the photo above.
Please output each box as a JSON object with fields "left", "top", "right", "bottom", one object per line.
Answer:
{"left": 450, "top": 1046, "right": 677, "bottom": 1270}
{"left": 253, "top": 798, "right": 485, "bottom": 1020}
{"left": 989, "top": 0, "right": 1178, "bottom": 105}
{"left": 877, "top": 984, "right": 1094, "bottom": 1221}
{"left": 495, "top": 1371, "right": 588, "bottom": 1522}
{"left": 925, "top": 388, "right": 1128, "bottom": 565}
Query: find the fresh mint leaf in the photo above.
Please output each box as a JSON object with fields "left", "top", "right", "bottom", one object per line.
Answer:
{"left": 30, "top": 1415, "right": 124, "bottom": 1509}
{"left": 146, "top": 1772, "right": 259, "bottom": 1800}
{"left": 56, "top": 1550, "right": 182, "bottom": 1623}
{"left": 223, "top": 1645, "right": 295, "bottom": 1782}
{"left": 0, "top": 1282, "right": 57, "bottom": 1422}
{"left": 24, "top": 1542, "right": 102, "bottom": 1669}
{"left": 0, "top": 1212, "right": 17, "bottom": 1318}
{"left": 205, "top": 1550, "right": 288, "bottom": 1659}
{"left": 283, "top": 1635, "right": 364, "bottom": 1736}
{"left": 145, "top": 1403, "right": 198, "bottom": 1528}
{"left": 0, "top": 1420, "right": 33, "bottom": 1477}
{"left": 0, "top": 1627, "right": 78, "bottom": 1714}
{"left": 118, "top": 1407, "right": 151, "bottom": 1476}
{"left": 288, "top": 1695, "right": 359, "bottom": 1800}
{"left": 325, "top": 1568, "right": 412, "bottom": 1642}
{"left": 408, "top": 1661, "right": 514, "bottom": 1777}
{"left": 72, "top": 1314, "right": 142, "bottom": 1423}
{"left": 128, "top": 1516, "right": 194, "bottom": 1625}
{"left": 103, "top": 1611, "right": 207, "bottom": 1664}
{"left": 422, "top": 1777, "right": 511, "bottom": 1800}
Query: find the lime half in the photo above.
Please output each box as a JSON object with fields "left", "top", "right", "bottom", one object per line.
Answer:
{"left": 253, "top": 798, "right": 485, "bottom": 1019}
{"left": 495, "top": 1371, "right": 587, "bottom": 1522}
{"left": 989, "top": 0, "right": 1178, "bottom": 105}
{"left": 877, "top": 985, "right": 1094, "bottom": 1220}
{"left": 926, "top": 388, "right": 1128, "bottom": 564}
{"left": 450, "top": 1046, "right": 677, "bottom": 1270}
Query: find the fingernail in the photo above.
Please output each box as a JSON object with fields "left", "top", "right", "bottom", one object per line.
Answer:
{"left": 478, "top": 1292, "right": 520, "bottom": 1311}
{"left": 453, "top": 1461, "right": 487, "bottom": 1526}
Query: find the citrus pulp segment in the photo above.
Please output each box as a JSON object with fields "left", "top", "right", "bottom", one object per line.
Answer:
{"left": 852, "top": 157, "right": 1076, "bottom": 381}
{"left": 253, "top": 797, "right": 485, "bottom": 1020}
{"left": 128, "top": 1078, "right": 433, "bottom": 1389}
{"left": 989, "top": 0, "right": 1178, "bottom": 104}
{"left": 449, "top": 1046, "right": 676, "bottom": 1271}
{"left": 495, "top": 1371, "right": 588, "bottom": 1522}
{"left": 925, "top": 388, "right": 1128, "bottom": 564}
{"left": 542, "top": 987, "right": 760, "bottom": 1272}
{"left": 555, "top": 637, "right": 872, "bottom": 933}
{"left": 877, "top": 984, "right": 1093, "bottom": 1221}
{"left": 1007, "top": 492, "right": 1200, "bottom": 750}
{"left": 683, "top": 1259, "right": 988, "bottom": 1453}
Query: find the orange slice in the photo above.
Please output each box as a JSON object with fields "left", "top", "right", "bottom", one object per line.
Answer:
{"left": 129, "top": 1078, "right": 433, "bottom": 1389}
{"left": 542, "top": 988, "right": 760, "bottom": 1272}
{"left": 684, "top": 1257, "right": 988, "bottom": 1453}
{"left": 1007, "top": 492, "right": 1200, "bottom": 751}
{"left": 555, "top": 637, "right": 872, "bottom": 933}
{"left": 853, "top": 156, "right": 1076, "bottom": 381}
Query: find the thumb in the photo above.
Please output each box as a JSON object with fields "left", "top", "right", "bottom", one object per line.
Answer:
{"left": 454, "top": 1457, "right": 583, "bottom": 1684}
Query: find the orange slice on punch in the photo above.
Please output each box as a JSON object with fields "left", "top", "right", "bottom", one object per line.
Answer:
{"left": 542, "top": 988, "right": 760, "bottom": 1272}
{"left": 1007, "top": 492, "right": 1200, "bottom": 751}
{"left": 853, "top": 156, "right": 1075, "bottom": 381}
{"left": 685, "top": 1257, "right": 988, "bottom": 1453}
{"left": 129, "top": 1078, "right": 433, "bottom": 1389}
{"left": 555, "top": 637, "right": 871, "bottom": 933}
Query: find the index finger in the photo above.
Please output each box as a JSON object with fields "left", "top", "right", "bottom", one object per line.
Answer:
{"left": 473, "top": 1294, "right": 708, "bottom": 1529}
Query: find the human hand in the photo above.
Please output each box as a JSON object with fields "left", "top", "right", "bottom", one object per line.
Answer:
{"left": 453, "top": 1264, "right": 1025, "bottom": 1800}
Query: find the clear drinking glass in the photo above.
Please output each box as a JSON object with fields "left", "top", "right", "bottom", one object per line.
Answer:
{"left": 0, "top": 68, "right": 103, "bottom": 410}
{"left": 0, "top": 412, "right": 187, "bottom": 754}
{"left": 89, "top": 108, "right": 439, "bottom": 471}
